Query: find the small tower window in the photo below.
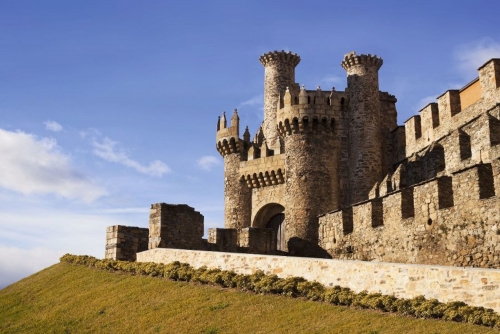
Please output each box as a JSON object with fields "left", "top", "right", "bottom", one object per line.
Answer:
{"left": 340, "top": 97, "right": 345, "bottom": 111}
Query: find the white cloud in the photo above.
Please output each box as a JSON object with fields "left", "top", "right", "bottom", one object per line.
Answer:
{"left": 0, "top": 206, "right": 147, "bottom": 288}
{"left": 455, "top": 38, "right": 500, "bottom": 78}
{"left": 197, "top": 155, "right": 221, "bottom": 171}
{"left": 239, "top": 95, "right": 263, "bottom": 107}
{"left": 416, "top": 95, "right": 436, "bottom": 111}
{"left": 0, "top": 246, "right": 63, "bottom": 289}
{"left": 92, "top": 137, "right": 171, "bottom": 177}
{"left": 95, "top": 207, "right": 149, "bottom": 214}
{"left": 44, "top": 120, "right": 63, "bottom": 132}
{"left": 0, "top": 129, "right": 106, "bottom": 202}
{"left": 320, "top": 75, "right": 343, "bottom": 88}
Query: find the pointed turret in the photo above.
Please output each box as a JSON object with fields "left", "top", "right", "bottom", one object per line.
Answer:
{"left": 299, "top": 85, "right": 308, "bottom": 104}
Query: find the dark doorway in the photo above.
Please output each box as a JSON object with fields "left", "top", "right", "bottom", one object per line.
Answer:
{"left": 266, "top": 213, "right": 285, "bottom": 251}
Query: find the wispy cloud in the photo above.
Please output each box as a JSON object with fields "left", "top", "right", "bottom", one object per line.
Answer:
{"left": 95, "top": 207, "right": 149, "bottom": 214}
{"left": 0, "top": 128, "right": 106, "bottom": 202}
{"left": 197, "top": 155, "right": 221, "bottom": 171}
{"left": 44, "top": 120, "right": 63, "bottom": 132}
{"left": 415, "top": 95, "right": 436, "bottom": 111}
{"left": 239, "top": 95, "right": 263, "bottom": 108}
{"left": 320, "top": 74, "right": 343, "bottom": 88}
{"left": 455, "top": 37, "right": 500, "bottom": 78}
{"left": 91, "top": 137, "right": 171, "bottom": 177}
{"left": 0, "top": 246, "right": 63, "bottom": 289}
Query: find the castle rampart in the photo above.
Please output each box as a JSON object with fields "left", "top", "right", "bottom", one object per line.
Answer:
{"left": 319, "top": 159, "right": 500, "bottom": 267}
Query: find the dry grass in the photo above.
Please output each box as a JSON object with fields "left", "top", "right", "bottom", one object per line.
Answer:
{"left": 0, "top": 263, "right": 497, "bottom": 333}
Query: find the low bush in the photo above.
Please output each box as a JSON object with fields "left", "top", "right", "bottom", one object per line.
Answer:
{"left": 59, "top": 254, "right": 500, "bottom": 329}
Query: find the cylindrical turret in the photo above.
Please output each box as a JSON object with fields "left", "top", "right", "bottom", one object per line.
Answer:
{"left": 341, "top": 52, "right": 383, "bottom": 204}
{"left": 216, "top": 110, "right": 252, "bottom": 228}
{"left": 284, "top": 133, "right": 338, "bottom": 257}
{"left": 259, "top": 50, "right": 300, "bottom": 150}
{"left": 276, "top": 93, "right": 339, "bottom": 256}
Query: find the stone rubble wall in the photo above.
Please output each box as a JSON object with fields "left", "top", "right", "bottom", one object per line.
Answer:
{"left": 105, "top": 225, "right": 149, "bottom": 261}
{"left": 137, "top": 248, "right": 500, "bottom": 313}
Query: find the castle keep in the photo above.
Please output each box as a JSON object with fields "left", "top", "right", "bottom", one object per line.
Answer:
{"left": 106, "top": 50, "right": 500, "bottom": 269}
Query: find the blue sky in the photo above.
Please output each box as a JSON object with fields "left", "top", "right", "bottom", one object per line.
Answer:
{"left": 0, "top": 0, "right": 499, "bottom": 288}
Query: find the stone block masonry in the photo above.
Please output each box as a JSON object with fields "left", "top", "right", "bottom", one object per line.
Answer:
{"left": 148, "top": 203, "right": 205, "bottom": 250}
{"left": 137, "top": 248, "right": 500, "bottom": 313}
{"left": 105, "top": 225, "right": 148, "bottom": 261}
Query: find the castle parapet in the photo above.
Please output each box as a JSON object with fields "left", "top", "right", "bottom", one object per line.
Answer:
{"left": 216, "top": 109, "right": 248, "bottom": 156}
{"left": 341, "top": 52, "right": 383, "bottom": 71}
{"left": 405, "top": 59, "right": 500, "bottom": 157}
{"left": 276, "top": 86, "right": 341, "bottom": 136}
{"left": 259, "top": 50, "right": 301, "bottom": 67}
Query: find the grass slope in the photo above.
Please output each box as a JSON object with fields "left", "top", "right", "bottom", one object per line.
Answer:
{"left": 0, "top": 263, "right": 497, "bottom": 334}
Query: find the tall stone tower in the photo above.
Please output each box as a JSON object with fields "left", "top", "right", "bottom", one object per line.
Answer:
{"left": 259, "top": 51, "right": 301, "bottom": 150}
{"left": 216, "top": 110, "right": 252, "bottom": 229}
{"left": 276, "top": 85, "right": 340, "bottom": 257}
{"left": 342, "top": 52, "right": 384, "bottom": 204}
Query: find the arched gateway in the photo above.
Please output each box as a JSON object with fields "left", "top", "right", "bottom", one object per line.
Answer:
{"left": 253, "top": 203, "right": 286, "bottom": 251}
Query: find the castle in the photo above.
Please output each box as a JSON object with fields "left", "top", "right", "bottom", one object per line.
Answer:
{"left": 106, "top": 50, "right": 500, "bottom": 269}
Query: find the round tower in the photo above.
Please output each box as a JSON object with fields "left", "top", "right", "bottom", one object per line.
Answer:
{"left": 277, "top": 87, "right": 340, "bottom": 257}
{"left": 341, "top": 52, "right": 383, "bottom": 204}
{"left": 216, "top": 110, "right": 252, "bottom": 228}
{"left": 259, "top": 50, "right": 300, "bottom": 150}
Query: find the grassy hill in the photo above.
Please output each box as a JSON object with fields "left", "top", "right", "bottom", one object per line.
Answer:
{"left": 0, "top": 262, "right": 497, "bottom": 334}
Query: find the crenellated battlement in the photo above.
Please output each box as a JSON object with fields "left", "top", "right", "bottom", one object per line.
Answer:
{"left": 319, "top": 159, "right": 500, "bottom": 268}
{"left": 216, "top": 109, "right": 250, "bottom": 156}
{"left": 341, "top": 51, "right": 383, "bottom": 71}
{"left": 276, "top": 86, "right": 343, "bottom": 136}
{"left": 405, "top": 59, "right": 500, "bottom": 157}
{"left": 259, "top": 50, "right": 301, "bottom": 67}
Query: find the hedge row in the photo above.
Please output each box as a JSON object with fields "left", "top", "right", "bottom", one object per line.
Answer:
{"left": 60, "top": 254, "right": 500, "bottom": 328}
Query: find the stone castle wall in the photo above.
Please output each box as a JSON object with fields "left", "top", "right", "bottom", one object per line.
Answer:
{"left": 319, "top": 159, "right": 500, "bottom": 268}
{"left": 137, "top": 248, "right": 500, "bottom": 313}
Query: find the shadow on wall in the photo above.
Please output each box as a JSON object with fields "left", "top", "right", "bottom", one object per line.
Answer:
{"left": 288, "top": 237, "right": 332, "bottom": 259}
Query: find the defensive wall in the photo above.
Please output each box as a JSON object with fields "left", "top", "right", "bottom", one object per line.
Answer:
{"left": 317, "top": 58, "right": 500, "bottom": 269}
{"left": 136, "top": 248, "right": 500, "bottom": 314}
